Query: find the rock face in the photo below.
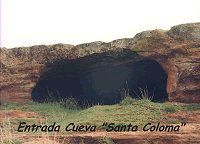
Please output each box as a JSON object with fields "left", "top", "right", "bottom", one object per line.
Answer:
{"left": 0, "top": 23, "right": 200, "bottom": 103}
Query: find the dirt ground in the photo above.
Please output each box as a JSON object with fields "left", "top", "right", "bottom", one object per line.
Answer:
{"left": 0, "top": 110, "right": 39, "bottom": 120}
{"left": 0, "top": 110, "right": 200, "bottom": 144}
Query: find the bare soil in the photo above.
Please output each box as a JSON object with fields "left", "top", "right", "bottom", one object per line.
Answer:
{"left": 0, "top": 110, "right": 39, "bottom": 120}
{"left": 0, "top": 109, "right": 200, "bottom": 144}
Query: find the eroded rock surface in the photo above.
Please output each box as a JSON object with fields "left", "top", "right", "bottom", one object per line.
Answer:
{"left": 0, "top": 23, "right": 200, "bottom": 103}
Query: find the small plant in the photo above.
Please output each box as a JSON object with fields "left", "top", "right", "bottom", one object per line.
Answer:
{"left": 60, "top": 96, "right": 80, "bottom": 110}
{"left": 133, "top": 86, "right": 154, "bottom": 101}
{"left": 120, "top": 96, "right": 136, "bottom": 105}
{"left": 164, "top": 105, "right": 179, "bottom": 113}
{"left": 0, "top": 117, "right": 21, "bottom": 144}
{"left": 45, "top": 87, "right": 63, "bottom": 102}
{"left": 119, "top": 81, "right": 130, "bottom": 99}
{"left": 98, "top": 137, "right": 115, "bottom": 144}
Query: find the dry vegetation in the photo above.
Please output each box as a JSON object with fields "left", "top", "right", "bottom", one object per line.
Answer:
{"left": 1, "top": 97, "right": 200, "bottom": 143}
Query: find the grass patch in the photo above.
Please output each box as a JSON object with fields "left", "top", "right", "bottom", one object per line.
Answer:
{"left": 0, "top": 117, "right": 22, "bottom": 144}
{"left": 1, "top": 102, "right": 24, "bottom": 111}
{"left": 1, "top": 98, "right": 200, "bottom": 135}
{"left": 120, "top": 96, "right": 137, "bottom": 105}
{"left": 183, "top": 104, "right": 200, "bottom": 111}
{"left": 1, "top": 99, "right": 175, "bottom": 129}
{"left": 59, "top": 97, "right": 81, "bottom": 110}
{"left": 163, "top": 104, "right": 180, "bottom": 113}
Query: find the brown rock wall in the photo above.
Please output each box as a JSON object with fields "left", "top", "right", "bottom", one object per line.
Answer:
{"left": 0, "top": 23, "right": 200, "bottom": 103}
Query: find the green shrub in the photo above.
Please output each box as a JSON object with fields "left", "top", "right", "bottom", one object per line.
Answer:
{"left": 164, "top": 105, "right": 178, "bottom": 113}
{"left": 183, "top": 104, "right": 200, "bottom": 111}
{"left": 120, "top": 96, "right": 136, "bottom": 105}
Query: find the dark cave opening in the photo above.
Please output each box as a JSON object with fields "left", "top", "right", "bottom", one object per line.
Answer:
{"left": 32, "top": 54, "right": 168, "bottom": 106}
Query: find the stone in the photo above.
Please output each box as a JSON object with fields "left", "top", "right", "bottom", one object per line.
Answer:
{"left": 0, "top": 23, "right": 200, "bottom": 103}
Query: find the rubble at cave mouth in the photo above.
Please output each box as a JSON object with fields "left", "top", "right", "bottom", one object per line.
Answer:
{"left": 32, "top": 52, "right": 168, "bottom": 106}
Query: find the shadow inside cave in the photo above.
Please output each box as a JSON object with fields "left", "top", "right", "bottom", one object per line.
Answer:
{"left": 32, "top": 50, "right": 168, "bottom": 106}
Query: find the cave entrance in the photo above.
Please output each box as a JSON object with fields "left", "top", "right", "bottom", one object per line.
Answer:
{"left": 32, "top": 57, "right": 168, "bottom": 106}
